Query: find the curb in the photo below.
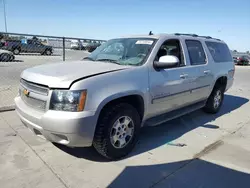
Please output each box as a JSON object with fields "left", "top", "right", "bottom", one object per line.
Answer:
{"left": 0, "top": 105, "right": 15, "bottom": 112}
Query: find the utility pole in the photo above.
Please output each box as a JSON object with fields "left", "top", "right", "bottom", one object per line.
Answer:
{"left": 3, "top": 0, "right": 8, "bottom": 32}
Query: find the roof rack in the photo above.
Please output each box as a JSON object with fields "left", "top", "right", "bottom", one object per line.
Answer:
{"left": 174, "top": 33, "right": 221, "bottom": 41}
{"left": 199, "top": 36, "right": 221, "bottom": 41}
{"left": 199, "top": 36, "right": 212, "bottom": 39}
{"left": 174, "top": 33, "right": 198, "bottom": 37}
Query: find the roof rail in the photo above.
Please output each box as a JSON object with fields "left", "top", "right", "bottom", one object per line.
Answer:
{"left": 174, "top": 33, "right": 198, "bottom": 37}
{"left": 174, "top": 33, "right": 221, "bottom": 41}
{"left": 199, "top": 36, "right": 212, "bottom": 39}
{"left": 199, "top": 36, "right": 221, "bottom": 41}
{"left": 210, "top": 37, "right": 221, "bottom": 41}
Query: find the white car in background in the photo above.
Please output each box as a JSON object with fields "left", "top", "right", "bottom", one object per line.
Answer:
{"left": 0, "top": 49, "right": 15, "bottom": 62}
{"left": 70, "top": 40, "right": 85, "bottom": 50}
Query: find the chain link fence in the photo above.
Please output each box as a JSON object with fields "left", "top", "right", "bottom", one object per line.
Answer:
{"left": 0, "top": 32, "right": 106, "bottom": 110}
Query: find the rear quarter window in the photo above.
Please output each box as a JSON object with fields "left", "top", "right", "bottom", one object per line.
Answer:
{"left": 205, "top": 41, "right": 232, "bottom": 63}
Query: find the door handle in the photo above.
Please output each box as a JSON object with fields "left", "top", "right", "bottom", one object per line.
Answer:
{"left": 204, "top": 70, "right": 211, "bottom": 75}
{"left": 180, "top": 74, "right": 188, "bottom": 79}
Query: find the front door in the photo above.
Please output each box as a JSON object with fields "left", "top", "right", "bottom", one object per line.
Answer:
{"left": 147, "top": 39, "right": 196, "bottom": 118}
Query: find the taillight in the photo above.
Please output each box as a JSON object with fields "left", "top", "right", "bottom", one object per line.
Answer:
{"left": 229, "top": 64, "right": 235, "bottom": 78}
{"left": 233, "top": 64, "right": 235, "bottom": 77}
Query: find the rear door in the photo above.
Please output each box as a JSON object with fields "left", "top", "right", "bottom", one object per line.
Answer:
{"left": 184, "top": 40, "right": 213, "bottom": 102}
{"left": 34, "top": 41, "right": 45, "bottom": 53}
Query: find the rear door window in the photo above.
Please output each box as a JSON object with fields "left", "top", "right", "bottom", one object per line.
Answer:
{"left": 186, "top": 40, "right": 206, "bottom": 65}
{"left": 205, "top": 41, "right": 232, "bottom": 62}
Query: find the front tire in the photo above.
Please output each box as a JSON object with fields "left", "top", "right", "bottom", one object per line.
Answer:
{"left": 93, "top": 103, "right": 141, "bottom": 160}
{"left": 203, "top": 85, "right": 224, "bottom": 114}
{"left": 0, "top": 53, "right": 11, "bottom": 62}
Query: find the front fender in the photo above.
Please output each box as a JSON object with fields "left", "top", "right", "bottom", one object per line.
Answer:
{"left": 70, "top": 66, "right": 149, "bottom": 119}
{"left": 95, "top": 90, "right": 146, "bottom": 117}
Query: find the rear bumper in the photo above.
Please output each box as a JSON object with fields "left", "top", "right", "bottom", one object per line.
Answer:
{"left": 15, "top": 96, "right": 98, "bottom": 147}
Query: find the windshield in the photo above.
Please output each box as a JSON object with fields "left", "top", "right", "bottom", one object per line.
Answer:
{"left": 85, "top": 38, "right": 156, "bottom": 66}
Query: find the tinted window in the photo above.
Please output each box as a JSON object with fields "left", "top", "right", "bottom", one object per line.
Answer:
{"left": 186, "top": 40, "right": 206, "bottom": 65}
{"left": 205, "top": 41, "right": 232, "bottom": 62}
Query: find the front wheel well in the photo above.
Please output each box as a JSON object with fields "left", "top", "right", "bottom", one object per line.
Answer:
{"left": 12, "top": 46, "right": 21, "bottom": 51}
{"left": 99, "top": 95, "right": 145, "bottom": 121}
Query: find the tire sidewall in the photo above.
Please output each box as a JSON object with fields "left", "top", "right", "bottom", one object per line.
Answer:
{"left": 45, "top": 49, "right": 52, "bottom": 55}
{"left": 1, "top": 53, "right": 10, "bottom": 62}
{"left": 13, "top": 49, "right": 20, "bottom": 55}
{"left": 95, "top": 103, "right": 141, "bottom": 159}
{"left": 211, "top": 86, "right": 224, "bottom": 112}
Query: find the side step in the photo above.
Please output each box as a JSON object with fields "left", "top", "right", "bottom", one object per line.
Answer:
{"left": 144, "top": 100, "right": 206, "bottom": 127}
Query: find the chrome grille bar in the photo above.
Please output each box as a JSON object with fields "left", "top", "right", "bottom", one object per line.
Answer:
{"left": 20, "top": 79, "right": 49, "bottom": 96}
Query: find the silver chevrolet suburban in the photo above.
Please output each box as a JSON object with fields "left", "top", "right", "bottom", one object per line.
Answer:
{"left": 15, "top": 33, "right": 234, "bottom": 160}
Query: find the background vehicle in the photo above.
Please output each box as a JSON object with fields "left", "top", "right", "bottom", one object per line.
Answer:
{"left": 233, "top": 56, "right": 238, "bottom": 64}
{"left": 0, "top": 49, "right": 15, "bottom": 62}
{"left": 235, "top": 55, "right": 250, "bottom": 65}
{"left": 70, "top": 40, "right": 85, "bottom": 50}
{"left": 85, "top": 42, "right": 101, "bottom": 52}
{"left": 15, "top": 33, "right": 234, "bottom": 160}
{"left": 1, "top": 39, "right": 54, "bottom": 55}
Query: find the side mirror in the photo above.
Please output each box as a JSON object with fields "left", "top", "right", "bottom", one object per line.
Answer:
{"left": 154, "top": 55, "right": 179, "bottom": 70}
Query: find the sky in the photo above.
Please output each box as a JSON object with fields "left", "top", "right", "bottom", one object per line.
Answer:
{"left": 0, "top": 0, "right": 249, "bottom": 51}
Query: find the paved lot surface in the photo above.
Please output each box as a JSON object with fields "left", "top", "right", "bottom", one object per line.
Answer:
{"left": 0, "top": 49, "right": 89, "bottom": 110}
{"left": 0, "top": 66, "right": 250, "bottom": 188}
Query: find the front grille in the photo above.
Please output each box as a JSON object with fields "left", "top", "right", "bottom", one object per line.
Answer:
{"left": 20, "top": 79, "right": 49, "bottom": 96}
{"left": 21, "top": 91, "right": 47, "bottom": 111}
{"left": 20, "top": 79, "right": 48, "bottom": 111}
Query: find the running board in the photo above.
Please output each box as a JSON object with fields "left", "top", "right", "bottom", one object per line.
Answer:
{"left": 144, "top": 100, "right": 206, "bottom": 127}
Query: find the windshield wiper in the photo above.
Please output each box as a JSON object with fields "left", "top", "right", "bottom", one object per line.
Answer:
{"left": 122, "top": 63, "right": 139, "bottom": 66}
{"left": 95, "top": 58, "right": 121, "bottom": 65}
{"left": 82, "top": 57, "right": 95, "bottom": 61}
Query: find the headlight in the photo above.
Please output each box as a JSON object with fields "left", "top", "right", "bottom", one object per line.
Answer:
{"left": 50, "top": 90, "right": 87, "bottom": 112}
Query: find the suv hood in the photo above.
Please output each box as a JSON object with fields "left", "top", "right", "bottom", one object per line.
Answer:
{"left": 21, "top": 60, "right": 129, "bottom": 88}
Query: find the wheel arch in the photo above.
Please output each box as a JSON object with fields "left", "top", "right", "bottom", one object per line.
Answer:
{"left": 213, "top": 76, "right": 228, "bottom": 92}
{"left": 96, "top": 92, "right": 145, "bottom": 123}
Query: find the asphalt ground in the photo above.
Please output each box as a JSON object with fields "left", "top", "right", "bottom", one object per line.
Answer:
{"left": 0, "top": 66, "right": 250, "bottom": 188}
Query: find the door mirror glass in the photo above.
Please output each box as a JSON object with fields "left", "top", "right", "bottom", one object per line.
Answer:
{"left": 154, "top": 55, "right": 179, "bottom": 69}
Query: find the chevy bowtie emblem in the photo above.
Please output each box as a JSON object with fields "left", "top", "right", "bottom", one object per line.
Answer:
{"left": 23, "top": 89, "right": 30, "bottom": 96}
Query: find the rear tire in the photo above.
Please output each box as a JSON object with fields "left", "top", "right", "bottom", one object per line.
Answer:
{"left": 43, "top": 49, "right": 52, "bottom": 56}
{"left": 93, "top": 103, "right": 141, "bottom": 160}
{"left": 203, "top": 85, "right": 224, "bottom": 114}
{"left": 13, "top": 48, "right": 20, "bottom": 55}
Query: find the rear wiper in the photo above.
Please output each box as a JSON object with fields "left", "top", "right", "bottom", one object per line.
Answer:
{"left": 82, "top": 57, "right": 95, "bottom": 61}
{"left": 96, "top": 58, "right": 120, "bottom": 65}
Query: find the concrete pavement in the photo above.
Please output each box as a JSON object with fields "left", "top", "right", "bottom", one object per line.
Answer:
{"left": 0, "top": 66, "right": 250, "bottom": 188}
{"left": 155, "top": 122, "right": 250, "bottom": 188}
